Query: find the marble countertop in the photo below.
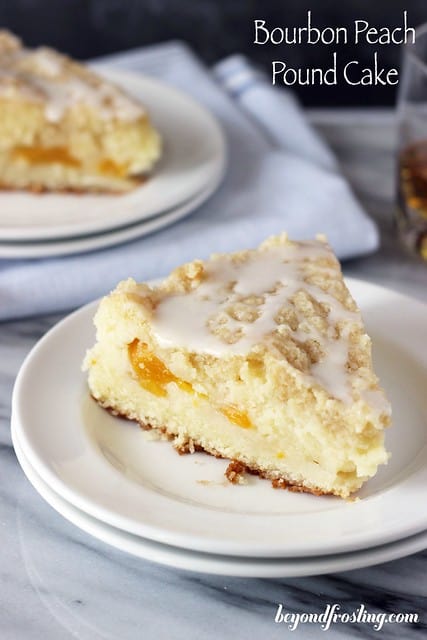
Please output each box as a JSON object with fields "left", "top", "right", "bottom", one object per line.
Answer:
{"left": 1, "top": 112, "right": 426, "bottom": 639}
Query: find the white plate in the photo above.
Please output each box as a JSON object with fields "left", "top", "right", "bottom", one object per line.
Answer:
{"left": 12, "top": 425, "right": 427, "bottom": 577}
{"left": 0, "top": 68, "right": 226, "bottom": 241}
{"left": 0, "top": 177, "right": 221, "bottom": 260}
{"left": 12, "top": 278, "right": 427, "bottom": 558}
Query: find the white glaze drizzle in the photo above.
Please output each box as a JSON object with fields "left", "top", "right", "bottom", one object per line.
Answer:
{"left": 151, "top": 240, "right": 371, "bottom": 403}
{"left": 0, "top": 35, "right": 145, "bottom": 122}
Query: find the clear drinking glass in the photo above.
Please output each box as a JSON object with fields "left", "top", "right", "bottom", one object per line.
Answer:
{"left": 397, "top": 22, "right": 427, "bottom": 261}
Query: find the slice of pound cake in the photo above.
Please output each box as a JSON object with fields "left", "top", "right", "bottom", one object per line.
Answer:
{"left": 84, "top": 233, "right": 391, "bottom": 498}
{"left": 0, "top": 31, "right": 161, "bottom": 193}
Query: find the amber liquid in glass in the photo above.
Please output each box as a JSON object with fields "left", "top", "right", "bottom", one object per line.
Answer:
{"left": 398, "top": 140, "right": 427, "bottom": 259}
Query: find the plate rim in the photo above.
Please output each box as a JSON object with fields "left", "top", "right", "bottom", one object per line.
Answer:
{"left": 0, "top": 171, "right": 223, "bottom": 260}
{"left": 0, "top": 68, "right": 227, "bottom": 241}
{"left": 11, "top": 277, "right": 427, "bottom": 558}
{"left": 13, "top": 425, "right": 427, "bottom": 577}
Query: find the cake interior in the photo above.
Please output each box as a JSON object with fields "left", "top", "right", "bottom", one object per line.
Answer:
{"left": 0, "top": 107, "right": 161, "bottom": 192}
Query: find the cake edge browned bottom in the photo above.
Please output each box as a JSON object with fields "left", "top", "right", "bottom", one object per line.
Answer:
{"left": 95, "top": 396, "right": 342, "bottom": 498}
{"left": 0, "top": 173, "right": 149, "bottom": 195}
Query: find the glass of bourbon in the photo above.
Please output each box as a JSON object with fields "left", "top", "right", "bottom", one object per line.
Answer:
{"left": 397, "top": 23, "right": 427, "bottom": 260}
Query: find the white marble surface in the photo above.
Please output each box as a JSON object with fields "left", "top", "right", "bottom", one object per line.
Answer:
{"left": 1, "top": 114, "right": 426, "bottom": 639}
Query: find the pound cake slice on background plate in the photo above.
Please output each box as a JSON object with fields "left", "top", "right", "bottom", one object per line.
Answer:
{"left": 84, "top": 233, "right": 391, "bottom": 499}
{"left": 0, "top": 31, "right": 161, "bottom": 193}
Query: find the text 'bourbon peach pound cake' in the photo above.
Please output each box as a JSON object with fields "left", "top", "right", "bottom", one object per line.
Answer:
{"left": 0, "top": 31, "right": 161, "bottom": 193}
{"left": 83, "top": 233, "right": 391, "bottom": 498}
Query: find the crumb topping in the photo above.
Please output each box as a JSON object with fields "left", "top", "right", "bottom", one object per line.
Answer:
{"left": 0, "top": 30, "right": 145, "bottom": 122}
{"left": 150, "top": 234, "right": 373, "bottom": 403}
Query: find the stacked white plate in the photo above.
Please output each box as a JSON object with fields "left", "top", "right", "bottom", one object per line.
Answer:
{"left": 11, "top": 278, "right": 427, "bottom": 577}
{"left": 0, "top": 70, "right": 226, "bottom": 259}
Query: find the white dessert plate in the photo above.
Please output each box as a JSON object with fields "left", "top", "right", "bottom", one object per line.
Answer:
{"left": 0, "top": 176, "right": 221, "bottom": 260}
{"left": 12, "top": 425, "right": 427, "bottom": 578}
{"left": 0, "top": 68, "right": 226, "bottom": 242}
{"left": 12, "top": 278, "right": 427, "bottom": 558}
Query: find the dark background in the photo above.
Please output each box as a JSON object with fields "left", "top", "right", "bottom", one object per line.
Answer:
{"left": 1, "top": 0, "right": 426, "bottom": 106}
